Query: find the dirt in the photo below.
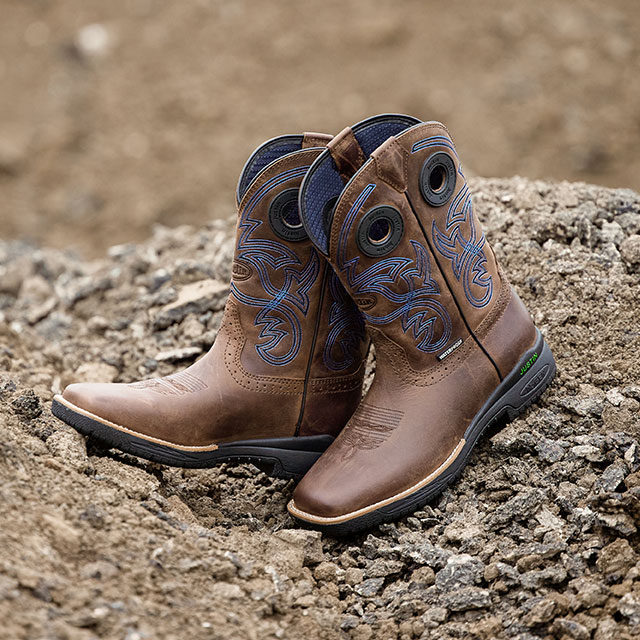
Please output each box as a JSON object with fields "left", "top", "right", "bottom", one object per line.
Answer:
{"left": 1, "top": 0, "right": 640, "bottom": 257}
{"left": 1, "top": 176, "right": 639, "bottom": 639}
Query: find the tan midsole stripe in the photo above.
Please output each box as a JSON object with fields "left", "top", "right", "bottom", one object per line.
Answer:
{"left": 54, "top": 395, "right": 219, "bottom": 452}
{"left": 288, "top": 438, "right": 466, "bottom": 524}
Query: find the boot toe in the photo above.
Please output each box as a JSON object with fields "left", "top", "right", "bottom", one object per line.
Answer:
{"left": 290, "top": 469, "right": 358, "bottom": 520}
{"left": 61, "top": 382, "right": 124, "bottom": 425}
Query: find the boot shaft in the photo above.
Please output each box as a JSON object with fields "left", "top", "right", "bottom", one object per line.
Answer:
{"left": 300, "top": 116, "right": 535, "bottom": 378}
{"left": 227, "top": 133, "right": 368, "bottom": 434}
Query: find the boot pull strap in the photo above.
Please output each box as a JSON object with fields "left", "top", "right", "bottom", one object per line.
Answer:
{"left": 370, "top": 137, "right": 409, "bottom": 193}
{"left": 302, "top": 132, "right": 333, "bottom": 149}
{"left": 327, "top": 127, "right": 366, "bottom": 182}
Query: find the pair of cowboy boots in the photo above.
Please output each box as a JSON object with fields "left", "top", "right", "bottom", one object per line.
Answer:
{"left": 53, "top": 114, "right": 556, "bottom": 533}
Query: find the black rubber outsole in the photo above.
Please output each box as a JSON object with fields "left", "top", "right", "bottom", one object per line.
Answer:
{"left": 51, "top": 398, "right": 334, "bottom": 480}
{"left": 290, "top": 330, "right": 556, "bottom": 534}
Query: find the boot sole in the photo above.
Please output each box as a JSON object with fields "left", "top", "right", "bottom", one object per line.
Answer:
{"left": 288, "top": 330, "right": 556, "bottom": 533}
{"left": 51, "top": 396, "right": 334, "bottom": 480}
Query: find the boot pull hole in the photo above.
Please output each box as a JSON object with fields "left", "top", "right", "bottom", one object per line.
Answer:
{"left": 356, "top": 206, "right": 404, "bottom": 257}
{"left": 281, "top": 199, "right": 302, "bottom": 229}
{"left": 269, "top": 188, "right": 308, "bottom": 241}
{"left": 420, "top": 151, "right": 456, "bottom": 206}
{"left": 429, "top": 164, "right": 447, "bottom": 193}
{"left": 368, "top": 218, "right": 391, "bottom": 244}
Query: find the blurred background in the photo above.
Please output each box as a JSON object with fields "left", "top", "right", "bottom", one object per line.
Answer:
{"left": 1, "top": 0, "right": 639, "bottom": 257}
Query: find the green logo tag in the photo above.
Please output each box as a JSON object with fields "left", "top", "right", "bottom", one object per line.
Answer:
{"left": 520, "top": 352, "right": 538, "bottom": 376}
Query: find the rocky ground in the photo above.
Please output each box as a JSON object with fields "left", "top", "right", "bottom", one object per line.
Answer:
{"left": 1, "top": 177, "right": 640, "bottom": 640}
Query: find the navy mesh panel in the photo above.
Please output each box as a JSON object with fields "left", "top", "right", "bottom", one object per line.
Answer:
{"left": 237, "top": 136, "right": 303, "bottom": 201}
{"left": 300, "top": 115, "right": 421, "bottom": 256}
{"left": 300, "top": 153, "right": 343, "bottom": 255}
{"left": 354, "top": 118, "right": 419, "bottom": 156}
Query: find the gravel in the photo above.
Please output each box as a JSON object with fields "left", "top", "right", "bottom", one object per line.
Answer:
{"left": 1, "top": 178, "right": 639, "bottom": 639}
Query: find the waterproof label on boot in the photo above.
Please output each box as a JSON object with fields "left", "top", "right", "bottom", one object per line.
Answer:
{"left": 437, "top": 337, "right": 463, "bottom": 361}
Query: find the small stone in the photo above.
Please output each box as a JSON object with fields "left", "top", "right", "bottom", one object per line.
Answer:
{"left": 266, "top": 529, "right": 323, "bottom": 578}
{"left": 560, "top": 386, "right": 605, "bottom": 417}
{"left": 59, "top": 274, "right": 115, "bottom": 307}
{"left": 354, "top": 577, "right": 384, "bottom": 597}
{"left": 340, "top": 616, "right": 359, "bottom": 631}
{"left": 596, "top": 538, "right": 637, "bottom": 579}
{"left": 46, "top": 428, "right": 88, "bottom": 470}
{"left": 26, "top": 297, "right": 57, "bottom": 325}
{"left": 344, "top": 567, "right": 364, "bottom": 586}
{"left": 626, "top": 470, "right": 640, "bottom": 489}
{"left": 441, "top": 586, "right": 491, "bottom": 611}
{"left": 596, "top": 463, "right": 627, "bottom": 493}
{"left": 209, "top": 582, "right": 243, "bottom": 599}
{"left": 605, "top": 388, "right": 626, "bottom": 407}
{"left": 484, "top": 562, "right": 520, "bottom": 590}
{"left": 521, "top": 593, "right": 569, "bottom": 627}
{"left": 154, "top": 346, "right": 203, "bottom": 363}
{"left": 11, "top": 389, "right": 42, "bottom": 419}
{"left": 570, "top": 444, "right": 605, "bottom": 463}
{"left": 364, "top": 559, "right": 404, "bottom": 579}
{"left": 490, "top": 489, "right": 546, "bottom": 526}
{"left": 153, "top": 279, "right": 228, "bottom": 329}
{"left": 314, "top": 562, "right": 339, "bottom": 583}
{"left": 572, "top": 578, "right": 608, "bottom": 608}
{"left": 147, "top": 268, "right": 172, "bottom": 292}
{"left": 552, "top": 618, "right": 591, "bottom": 640}
{"left": 516, "top": 554, "right": 544, "bottom": 572}
{"left": 435, "top": 554, "right": 484, "bottom": 591}
{"left": 484, "top": 563, "right": 500, "bottom": 582}
{"left": 599, "top": 221, "right": 625, "bottom": 246}
{"left": 410, "top": 566, "right": 435, "bottom": 586}
{"left": 421, "top": 606, "right": 448, "bottom": 628}
{"left": 620, "top": 235, "right": 640, "bottom": 269}
{"left": 536, "top": 437, "right": 566, "bottom": 463}
{"left": 40, "top": 512, "right": 81, "bottom": 552}
{"left": 180, "top": 316, "right": 206, "bottom": 340}
{"left": 72, "top": 361, "right": 119, "bottom": 383}
{"left": 618, "top": 592, "right": 640, "bottom": 625}
{"left": 595, "top": 511, "right": 637, "bottom": 536}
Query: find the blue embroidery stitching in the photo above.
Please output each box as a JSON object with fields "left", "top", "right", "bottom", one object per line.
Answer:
{"left": 323, "top": 271, "right": 366, "bottom": 372}
{"left": 231, "top": 167, "right": 320, "bottom": 366}
{"left": 412, "top": 136, "right": 493, "bottom": 308}
{"left": 336, "top": 184, "right": 452, "bottom": 353}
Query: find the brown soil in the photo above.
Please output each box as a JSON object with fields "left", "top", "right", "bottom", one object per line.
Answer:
{"left": 1, "top": 177, "right": 639, "bottom": 639}
{"left": 1, "top": 0, "right": 640, "bottom": 257}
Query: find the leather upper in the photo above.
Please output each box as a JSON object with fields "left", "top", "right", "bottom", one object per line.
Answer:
{"left": 292, "top": 119, "right": 537, "bottom": 519}
{"left": 62, "top": 137, "right": 368, "bottom": 447}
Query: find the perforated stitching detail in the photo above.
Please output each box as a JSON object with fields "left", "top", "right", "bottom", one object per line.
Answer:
{"left": 222, "top": 299, "right": 304, "bottom": 395}
{"left": 307, "top": 360, "right": 366, "bottom": 394}
{"left": 369, "top": 327, "right": 477, "bottom": 388}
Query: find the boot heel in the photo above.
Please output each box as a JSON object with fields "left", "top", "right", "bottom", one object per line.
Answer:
{"left": 504, "top": 338, "right": 556, "bottom": 421}
{"left": 465, "top": 330, "right": 556, "bottom": 444}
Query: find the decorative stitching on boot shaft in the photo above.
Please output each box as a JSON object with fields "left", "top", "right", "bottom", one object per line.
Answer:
{"left": 222, "top": 300, "right": 304, "bottom": 394}
{"left": 231, "top": 164, "right": 320, "bottom": 367}
{"left": 334, "top": 182, "right": 452, "bottom": 354}
{"left": 323, "top": 270, "right": 366, "bottom": 372}
{"left": 221, "top": 299, "right": 365, "bottom": 395}
{"left": 369, "top": 327, "right": 477, "bottom": 388}
{"left": 411, "top": 135, "right": 494, "bottom": 309}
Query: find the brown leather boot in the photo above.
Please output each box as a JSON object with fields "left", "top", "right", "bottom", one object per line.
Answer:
{"left": 52, "top": 132, "right": 369, "bottom": 479}
{"left": 290, "top": 115, "right": 556, "bottom": 530}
